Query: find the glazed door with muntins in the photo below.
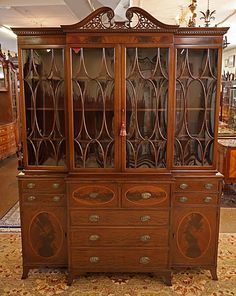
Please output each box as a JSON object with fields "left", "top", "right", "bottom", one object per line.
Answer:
{"left": 124, "top": 46, "right": 170, "bottom": 170}
{"left": 71, "top": 46, "right": 118, "bottom": 170}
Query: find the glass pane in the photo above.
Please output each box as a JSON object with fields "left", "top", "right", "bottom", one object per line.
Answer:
{"left": 22, "top": 49, "right": 66, "bottom": 166}
{"left": 72, "top": 48, "right": 115, "bottom": 168}
{"left": 126, "top": 47, "right": 169, "bottom": 168}
{"left": 174, "top": 48, "right": 218, "bottom": 166}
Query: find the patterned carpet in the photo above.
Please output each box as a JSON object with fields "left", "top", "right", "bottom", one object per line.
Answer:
{"left": 0, "top": 233, "right": 235, "bottom": 296}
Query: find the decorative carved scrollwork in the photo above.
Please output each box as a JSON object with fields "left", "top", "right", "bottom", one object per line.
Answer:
{"left": 61, "top": 7, "right": 179, "bottom": 33}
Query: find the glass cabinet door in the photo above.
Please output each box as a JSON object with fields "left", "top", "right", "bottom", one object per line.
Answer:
{"left": 72, "top": 47, "right": 115, "bottom": 168}
{"left": 125, "top": 47, "right": 169, "bottom": 169}
{"left": 22, "top": 48, "right": 66, "bottom": 167}
{"left": 174, "top": 48, "right": 218, "bottom": 166}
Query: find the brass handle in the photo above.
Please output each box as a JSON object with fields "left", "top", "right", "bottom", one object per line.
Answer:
{"left": 52, "top": 196, "right": 61, "bottom": 202}
{"left": 120, "top": 120, "right": 127, "bottom": 137}
{"left": 89, "top": 215, "right": 100, "bottom": 222}
{"left": 140, "top": 235, "right": 151, "bottom": 242}
{"left": 179, "top": 196, "right": 188, "bottom": 203}
{"left": 27, "top": 183, "right": 35, "bottom": 189}
{"left": 141, "top": 192, "right": 152, "bottom": 199}
{"left": 140, "top": 215, "right": 151, "bottom": 222}
{"left": 139, "top": 257, "right": 150, "bottom": 264}
{"left": 89, "top": 256, "right": 99, "bottom": 263}
{"left": 89, "top": 192, "right": 99, "bottom": 199}
{"left": 179, "top": 183, "right": 188, "bottom": 190}
{"left": 204, "top": 196, "right": 213, "bottom": 203}
{"left": 89, "top": 234, "right": 100, "bottom": 241}
{"left": 205, "top": 183, "right": 213, "bottom": 190}
{"left": 27, "top": 195, "right": 36, "bottom": 201}
{"left": 52, "top": 183, "right": 60, "bottom": 189}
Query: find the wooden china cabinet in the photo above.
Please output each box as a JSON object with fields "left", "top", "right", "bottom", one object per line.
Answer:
{"left": 0, "top": 47, "right": 19, "bottom": 160}
{"left": 13, "top": 7, "right": 228, "bottom": 285}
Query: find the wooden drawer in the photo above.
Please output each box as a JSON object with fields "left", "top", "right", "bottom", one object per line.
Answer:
{"left": 70, "top": 210, "right": 169, "bottom": 226}
{"left": 21, "top": 193, "right": 66, "bottom": 206}
{"left": 174, "top": 180, "right": 219, "bottom": 192}
{"left": 69, "top": 183, "right": 118, "bottom": 208}
{"left": 122, "top": 184, "right": 170, "bottom": 208}
{"left": 70, "top": 248, "right": 168, "bottom": 271}
{"left": 21, "top": 179, "right": 65, "bottom": 193}
{"left": 174, "top": 193, "right": 218, "bottom": 205}
{"left": 70, "top": 227, "right": 168, "bottom": 247}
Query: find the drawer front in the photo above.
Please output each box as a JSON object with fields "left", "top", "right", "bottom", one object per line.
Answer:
{"left": 69, "top": 183, "right": 118, "bottom": 208}
{"left": 21, "top": 179, "right": 65, "bottom": 193}
{"left": 70, "top": 227, "right": 168, "bottom": 247}
{"left": 70, "top": 210, "right": 169, "bottom": 226}
{"left": 71, "top": 248, "right": 168, "bottom": 270}
{"left": 122, "top": 184, "right": 170, "bottom": 208}
{"left": 22, "top": 193, "right": 66, "bottom": 206}
{"left": 174, "top": 193, "right": 218, "bottom": 205}
{"left": 174, "top": 180, "right": 219, "bottom": 192}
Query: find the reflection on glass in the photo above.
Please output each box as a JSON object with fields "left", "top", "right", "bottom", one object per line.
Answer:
{"left": 23, "top": 49, "right": 66, "bottom": 166}
{"left": 126, "top": 47, "right": 169, "bottom": 168}
{"left": 174, "top": 48, "right": 218, "bottom": 166}
{"left": 0, "top": 63, "right": 6, "bottom": 90}
{"left": 72, "top": 48, "right": 115, "bottom": 168}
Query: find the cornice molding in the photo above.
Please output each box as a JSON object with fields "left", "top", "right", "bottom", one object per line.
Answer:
{"left": 11, "top": 7, "right": 229, "bottom": 36}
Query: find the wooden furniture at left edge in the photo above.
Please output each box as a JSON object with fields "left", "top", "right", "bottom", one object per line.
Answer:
{"left": 12, "top": 7, "right": 228, "bottom": 286}
{"left": 0, "top": 48, "right": 19, "bottom": 160}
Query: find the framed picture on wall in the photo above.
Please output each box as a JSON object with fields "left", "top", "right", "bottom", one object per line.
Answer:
{"left": 224, "top": 58, "right": 228, "bottom": 67}
{"left": 228, "top": 55, "right": 235, "bottom": 68}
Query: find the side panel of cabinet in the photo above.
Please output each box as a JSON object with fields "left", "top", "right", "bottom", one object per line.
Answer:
{"left": 21, "top": 206, "right": 67, "bottom": 266}
{"left": 172, "top": 207, "right": 218, "bottom": 266}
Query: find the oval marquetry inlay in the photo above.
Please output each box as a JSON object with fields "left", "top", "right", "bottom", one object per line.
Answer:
{"left": 125, "top": 186, "right": 167, "bottom": 206}
{"left": 73, "top": 186, "right": 114, "bottom": 205}
{"left": 29, "top": 212, "right": 63, "bottom": 258}
{"left": 177, "top": 212, "right": 211, "bottom": 259}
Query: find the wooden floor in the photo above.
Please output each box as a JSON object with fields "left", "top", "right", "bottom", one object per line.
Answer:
{"left": 0, "top": 155, "right": 18, "bottom": 218}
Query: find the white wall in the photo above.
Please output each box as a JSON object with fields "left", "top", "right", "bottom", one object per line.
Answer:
{"left": 222, "top": 47, "right": 236, "bottom": 77}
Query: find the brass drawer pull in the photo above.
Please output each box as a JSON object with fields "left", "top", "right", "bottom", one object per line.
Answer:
{"left": 89, "top": 234, "right": 100, "bottom": 241}
{"left": 140, "top": 215, "right": 151, "bottom": 222}
{"left": 89, "top": 192, "right": 99, "bottom": 198}
{"left": 204, "top": 196, "right": 213, "bottom": 203}
{"left": 140, "top": 235, "right": 151, "bottom": 242}
{"left": 179, "top": 183, "right": 188, "bottom": 190}
{"left": 179, "top": 196, "right": 188, "bottom": 203}
{"left": 27, "top": 183, "right": 36, "bottom": 189}
{"left": 52, "top": 196, "right": 61, "bottom": 202}
{"left": 89, "top": 215, "right": 100, "bottom": 222}
{"left": 52, "top": 183, "right": 60, "bottom": 189}
{"left": 139, "top": 257, "right": 150, "bottom": 264}
{"left": 141, "top": 192, "right": 152, "bottom": 199}
{"left": 27, "top": 195, "right": 36, "bottom": 201}
{"left": 89, "top": 256, "right": 99, "bottom": 263}
{"left": 205, "top": 183, "right": 213, "bottom": 190}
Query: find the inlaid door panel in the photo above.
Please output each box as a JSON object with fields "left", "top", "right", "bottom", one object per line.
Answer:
{"left": 21, "top": 206, "right": 67, "bottom": 265}
{"left": 172, "top": 207, "right": 218, "bottom": 266}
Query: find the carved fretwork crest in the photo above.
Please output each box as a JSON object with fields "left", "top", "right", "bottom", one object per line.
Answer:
{"left": 61, "top": 7, "right": 179, "bottom": 33}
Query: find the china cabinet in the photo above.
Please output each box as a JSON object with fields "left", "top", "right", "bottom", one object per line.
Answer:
{"left": 13, "top": 7, "right": 228, "bottom": 285}
{"left": 0, "top": 47, "right": 18, "bottom": 160}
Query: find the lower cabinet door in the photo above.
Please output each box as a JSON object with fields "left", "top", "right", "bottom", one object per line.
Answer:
{"left": 21, "top": 206, "right": 67, "bottom": 266}
{"left": 172, "top": 207, "right": 218, "bottom": 266}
